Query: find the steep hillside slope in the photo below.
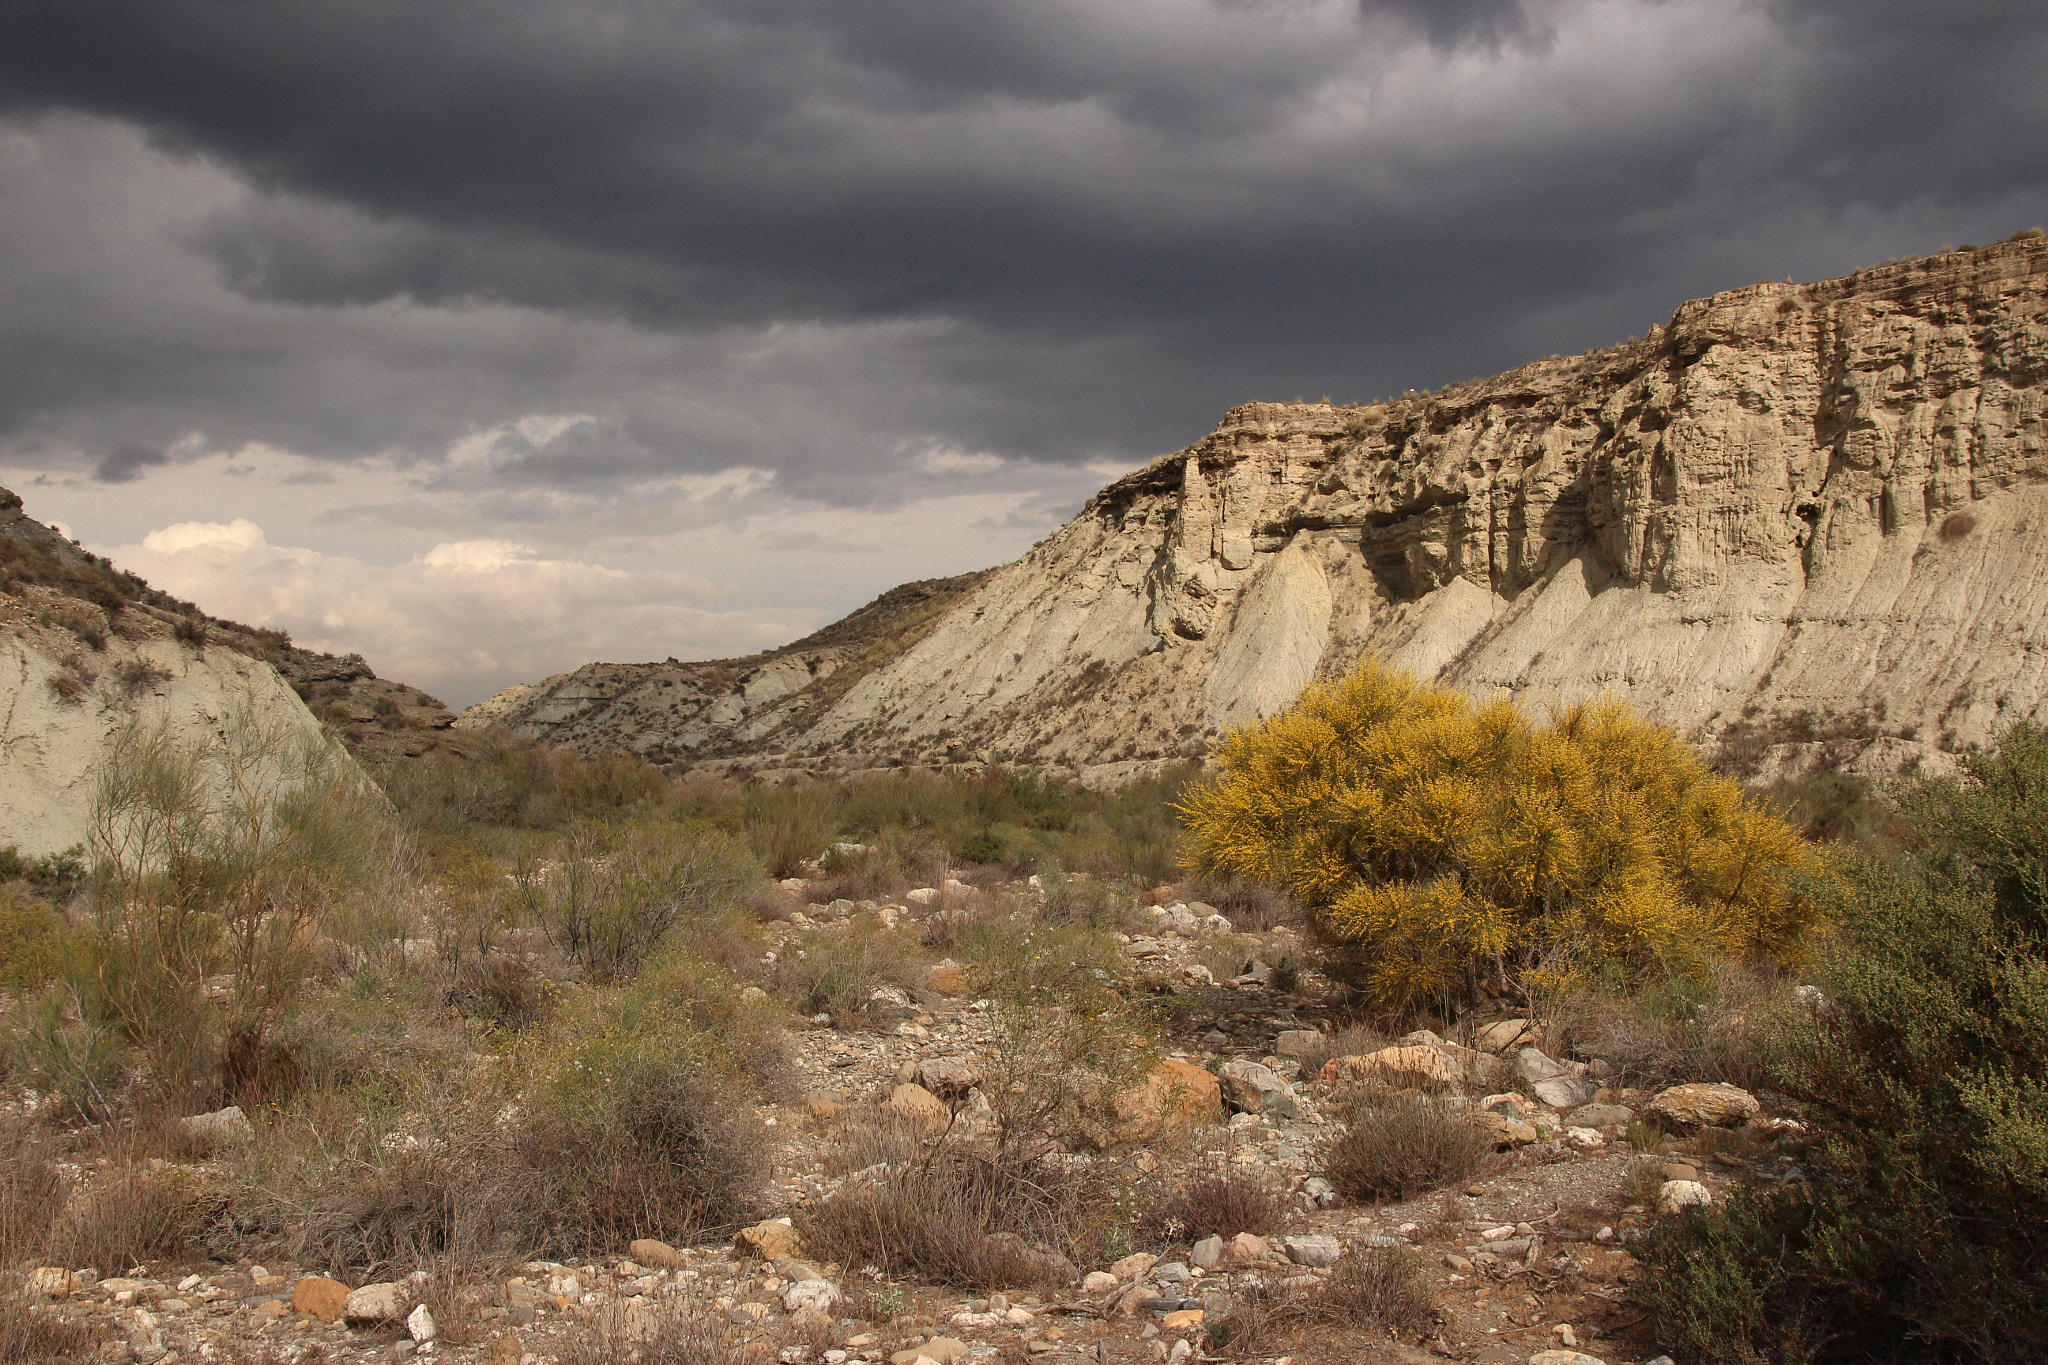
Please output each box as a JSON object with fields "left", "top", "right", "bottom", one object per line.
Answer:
{"left": 0, "top": 490, "right": 467, "bottom": 765}
{"left": 0, "top": 489, "right": 472, "bottom": 856}
{"left": 471, "top": 234, "right": 2048, "bottom": 784}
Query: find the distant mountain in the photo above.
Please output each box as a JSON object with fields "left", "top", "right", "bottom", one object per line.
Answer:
{"left": 469, "top": 234, "right": 2048, "bottom": 786}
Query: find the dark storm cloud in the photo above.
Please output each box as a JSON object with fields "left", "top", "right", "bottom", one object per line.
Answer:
{"left": 94, "top": 443, "right": 169, "bottom": 484}
{"left": 0, "top": 0, "right": 2045, "bottom": 508}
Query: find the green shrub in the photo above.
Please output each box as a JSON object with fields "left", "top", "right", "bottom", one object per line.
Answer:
{"left": 238, "top": 979, "right": 774, "bottom": 1274}
{"left": 1636, "top": 723, "right": 2048, "bottom": 1364}
{"left": 773, "top": 924, "right": 928, "bottom": 1027}
{"left": 509, "top": 820, "right": 758, "bottom": 981}
{"left": 72, "top": 705, "right": 400, "bottom": 1108}
{"left": 0, "top": 894, "right": 75, "bottom": 993}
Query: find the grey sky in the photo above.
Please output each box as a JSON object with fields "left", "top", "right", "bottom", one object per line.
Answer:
{"left": 1, "top": 0, "right": 2043, "bottom": 704}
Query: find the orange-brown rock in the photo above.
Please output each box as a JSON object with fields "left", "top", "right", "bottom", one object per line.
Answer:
{"left": 1110, "top": 1058, "right": 1222, "bottom": 1142}
{"left": 291, "top": 1276, "right": 350, "bottom": 1323}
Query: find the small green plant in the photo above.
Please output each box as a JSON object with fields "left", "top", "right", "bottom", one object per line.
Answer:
{"left": 1635, "top": 723, "right": 2048, "bottom": 1363}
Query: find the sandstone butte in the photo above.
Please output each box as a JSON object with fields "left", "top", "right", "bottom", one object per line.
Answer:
{"left": 465, "top": 236, "right": 2048, "bottom": 785}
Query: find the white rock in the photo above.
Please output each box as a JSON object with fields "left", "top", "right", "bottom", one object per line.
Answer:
{"left": 1657, "top": 1180, "right": 1713, "bottom": 1215}
{"left": 344, "top": 1282, "right": 410, "bottom": 1324}
{"left": 407, "top": 1303, "right": 437, "bottom": 1343}
{"left": 784, "top": 1279, "right": 842, "bottom": 1314}
{"left": 182, "top": 1105, "right": 255, "bottom": 1146}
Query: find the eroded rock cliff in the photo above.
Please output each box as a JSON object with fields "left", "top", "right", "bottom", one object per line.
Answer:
{"left": 470, "top": 236, "right": 2048, "bottom": 783}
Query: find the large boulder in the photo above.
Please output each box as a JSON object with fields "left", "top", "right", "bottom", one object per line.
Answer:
{"left": 1110, "top": 1059, "right": 1223, "bottom": 1142}
{"left": 1515, "top": 1047, "right": 1596, "bottom": 1110}
{"left": 1219, "top": 1059, "right": 1305, "bottom": 1119}
{"left": 1647, "top": 1083, "right": 1761, "bottom": 1129}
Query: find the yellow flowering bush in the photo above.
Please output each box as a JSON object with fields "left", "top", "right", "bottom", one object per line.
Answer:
{"left": 1177, "top": 663, "right": 1822, "bottom": 1009}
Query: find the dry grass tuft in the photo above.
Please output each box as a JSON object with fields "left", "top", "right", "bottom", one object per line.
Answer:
{"left": 800, "top": 1146, "right": 1103, "bottom": 1290}
{"left": 47, "top": 1169, "right": 198, "bottom": 1272}
{"left": 557, "top": 1298, "right": 757, "bottom": 1365}
{"left": 1321, "top": 1095, "right": 1491, "bottom": 1204}
{"left": 1213, "top": 1246, "right": 1435, "bottom": 1355}
{"left": 0, "top": 1293, "right": 100, "bottom": 1365}
{"left": 1136, "top": 1165, "right": 1292, "bottom": 1247}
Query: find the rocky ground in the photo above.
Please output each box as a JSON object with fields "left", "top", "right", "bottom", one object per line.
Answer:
{"left": 16, "top": 881, "right": 1798, "bottom": 1365}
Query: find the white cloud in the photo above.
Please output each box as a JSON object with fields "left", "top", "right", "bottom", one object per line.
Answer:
{"left": 105, "top": 520, "right": 816, "bottom": 708}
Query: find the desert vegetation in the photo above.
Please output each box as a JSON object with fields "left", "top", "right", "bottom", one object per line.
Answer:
{"left": 0, "top": 659, "right": 2035, "bottom": 1365}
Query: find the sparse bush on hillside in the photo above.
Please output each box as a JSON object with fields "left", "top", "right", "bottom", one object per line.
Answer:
{"left": 952, "top": 911, "right": 1155, "bottom": 1157}
{"left": 1178, "top": 662, "right": 1823, "bottom": 1011}
{"left": 1637, "top": 723, "right": 2048, "bottom": 1364}
{"left": 773, "top": 924, "right": 929, "bottom": 1028}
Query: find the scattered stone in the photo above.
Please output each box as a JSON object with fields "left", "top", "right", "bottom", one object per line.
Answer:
{"left": 1110, "top": 1059, "right": 1222, "bottom": 1142}
{"left": 1474, "top": 1109, "right": 1538, "bottom": 1147}
{"left": 182, "top": 1105, "right": 256, "bottom": 1147}
{"left": 1514, "top": 1048, "right": 1597, "bottom": 1109}
{"left": 1564, "top": 1103, "right": 1635, "bottom": 1129}
{"left": 407, "top": 1303, "right": 437, "bottom": 1344}
{"left": 737, "top": 1218, "right": 803, "bottom": 1260}
{"left": 1112, "top": 1253, "right": 1160, "bottom": 1281}
{"left": 1647, "top": 1083, "right": 1762, "bottom": 1129}
{"left": 345, "top": 1282, "right": 411, "bottom": 1324}
{"left": 1160, "top": 1309, "right": 1204, "bottom": 1330}
{"left": 1225, "top": 1232, "right": 1270, "bottom": 1264}
{"left": 1081, "top": 1271, "right": 1118, "bottom": 1293}
{"left": 1474, "top": 1019, "right": 1538, "bottom": 1054}
{"left": 1152, "top": 1262, "right": 1190, "bottom": 1284}
{"left": 1657, "top": 1180, "right": 1713, "bottom": 1215}
{"left": 1189, "top": 1236, "right": 1224, "bottom": 1270}
{"left": 292, "top": 1276, "right": 350, "bottom": 1322}
{"left": 784, "top": 1279, "right": 841, "bottom": 1314}
{"left": 1274, "top": 1030, "right": 1322, "bottom": 1057}
{"left": 1219, "top": 1059, "right": 1304, "bottom": 1119}
{"left": 1529, "top": 1353, "right": 1607, "bottom": 1365}
{"left": 629, "top": 1238, "right": 680, "bottom": 1269}
{"left": 1281, "top": 1235, "right": 1342, "bottom": 1268}
{"left": 888, "top": 1082, "right": 952, "bottom": 1132}
{"left": 25, "top": 1266, "right": 78, "bottom": 1297}
{"left": 491, "top": 1336, "right": 523, "bottom": 1365}
{"left": 892, "top": 1338, "right": 968, "bottom": 1365}
{"left": 916, "top": 1056, "right": 983, "bottom": 1098}
{"left": 1324, "top": 1046, "right": 1454, "bottom": 1089}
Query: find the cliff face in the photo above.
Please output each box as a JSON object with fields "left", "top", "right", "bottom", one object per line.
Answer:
{"left": 471, "top": 236, "right": 2048, "bottom": 783}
